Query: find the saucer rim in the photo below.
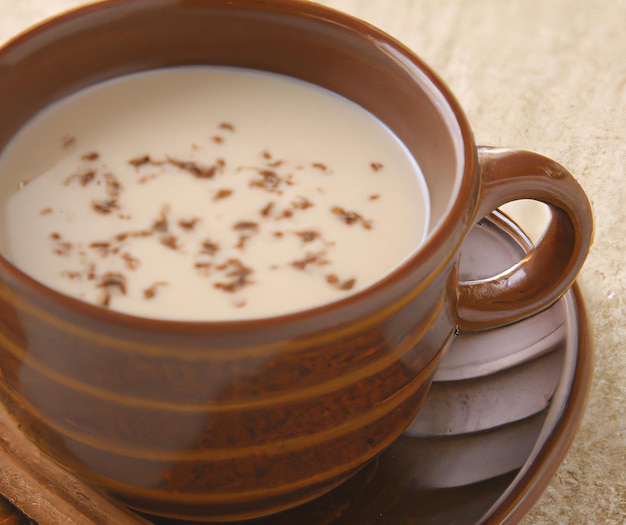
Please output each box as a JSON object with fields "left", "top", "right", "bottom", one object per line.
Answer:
{"left": 478, "top": 283, "right": 592, "bottom": 524}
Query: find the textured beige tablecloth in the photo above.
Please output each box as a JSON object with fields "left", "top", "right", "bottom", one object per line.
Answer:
{"left": 0, "top": 1, "right": 624, "bottom": 523}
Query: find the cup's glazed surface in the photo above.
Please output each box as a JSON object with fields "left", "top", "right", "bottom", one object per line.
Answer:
{"left": 0, "top": 0, "right": 593, "bottom": 521}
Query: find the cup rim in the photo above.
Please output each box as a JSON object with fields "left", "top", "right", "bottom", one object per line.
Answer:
{"left": 0, "top": 0, "right": 478, "bottom": 332}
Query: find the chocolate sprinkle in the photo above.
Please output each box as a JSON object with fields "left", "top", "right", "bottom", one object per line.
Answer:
{"left": 144, "top": 281, "right": 168, "bottom": 299}
{"left": 331, "top": 206, "right": 373, "bottom": 230}
{"left": 167, "top": 157, "right": 217, "bottom": 179}
{"left": 82, "top": 152, "right": 100, "bottom": 161}
{"left": 129, "top": 155, "right": 152, "bottom": 168}
{"left": 214, "top": 258, "right": 254, "bottom": 293}
{"left": 91, "top": 199, "right": 119, "bottom": 215}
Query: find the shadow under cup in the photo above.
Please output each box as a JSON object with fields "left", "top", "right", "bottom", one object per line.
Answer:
{"left": 0, "top": 1, "right": 591, "bottom": 523}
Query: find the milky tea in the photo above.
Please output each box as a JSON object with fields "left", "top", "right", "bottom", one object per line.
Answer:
{"left": 0, "top": 67, "right": 429, "bottom": 320}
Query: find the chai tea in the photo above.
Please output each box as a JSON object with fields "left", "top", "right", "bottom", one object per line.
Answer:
{"left": 0, "top": 67, "right": 429, "bottom": 320}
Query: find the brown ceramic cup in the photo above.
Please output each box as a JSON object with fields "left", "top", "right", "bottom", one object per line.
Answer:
{"left": 0, "top": 0, "right": 593, "bottom": 522}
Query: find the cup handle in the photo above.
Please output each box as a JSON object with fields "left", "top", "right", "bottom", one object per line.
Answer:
{"left": 457, "top": 146, "right": 593, "bottom": 331}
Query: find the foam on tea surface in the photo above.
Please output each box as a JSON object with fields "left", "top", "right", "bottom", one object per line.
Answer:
{"left": 0, "top": 67, "right": 429, "bottom": 320}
